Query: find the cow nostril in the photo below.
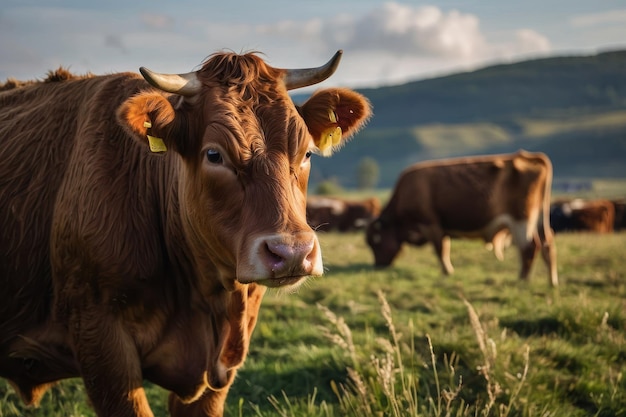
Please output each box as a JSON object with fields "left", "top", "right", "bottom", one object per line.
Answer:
{"left": 240, "top": 233, "right": 323, "bottom": 282}
{"left": 263, "top": 238, "right": 316, "bottom": 276}
{"left": 265, "top": 243, "right": 286, "bottom": 269}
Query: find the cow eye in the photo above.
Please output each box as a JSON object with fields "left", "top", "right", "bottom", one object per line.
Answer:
{"left": 206, "top": 149, "right": 223, "bottom": 164}
{"left": 300, "top": 150, "right": 313, "bottom": 169}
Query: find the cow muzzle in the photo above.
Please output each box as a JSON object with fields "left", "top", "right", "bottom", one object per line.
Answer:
{"left": 238, "top": 232, "right": 323, "bottom": 288}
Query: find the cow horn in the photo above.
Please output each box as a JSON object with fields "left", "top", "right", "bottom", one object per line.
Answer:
{"left": 139, "top": 67, "right": 202, "bottom": 97}
{"left": 283, "top": 50, "right": 343, "bottom": 90}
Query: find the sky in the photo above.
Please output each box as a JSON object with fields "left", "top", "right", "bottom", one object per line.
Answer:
{"left": 2, "top": 0, "right": 626, "bottom": 90}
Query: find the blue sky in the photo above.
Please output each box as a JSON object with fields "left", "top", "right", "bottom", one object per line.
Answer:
{"left": 2, "top": 0, "right": 626, "bottom": 89}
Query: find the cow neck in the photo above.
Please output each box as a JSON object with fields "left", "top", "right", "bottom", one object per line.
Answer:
{"left": 152, "top": 154, "right": 229, "bottom": 307}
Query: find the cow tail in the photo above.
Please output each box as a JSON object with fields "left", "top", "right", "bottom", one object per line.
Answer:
{"left": 541, "top": 154, "right": 554, "bottom": 243}
{"left": 540, "top": 153, "right": 559, "bottom": 286}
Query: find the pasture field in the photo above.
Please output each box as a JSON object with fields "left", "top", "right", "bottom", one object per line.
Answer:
{"left": 1, "top": 231, "right": 625, "bottom": 416}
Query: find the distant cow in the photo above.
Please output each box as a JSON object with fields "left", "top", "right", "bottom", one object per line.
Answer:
{"left": 366, "top": 151, "right": 558, "bottom": 286}
{"left": 612, "top": 199, "right": 626, "bottom": 231}
{"left": 0, "top": 51, "right": 371, "bottom": 417}
{"left": 550, "top": 199, "right": 615, "bottom": 233}
{"left": 307, "top": 195, "right": 381, "bottom": 231}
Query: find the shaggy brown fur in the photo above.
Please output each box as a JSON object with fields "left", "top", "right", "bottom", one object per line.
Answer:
{"left": 0, "top": 68, "right": 92, "bottom": 91}
{"left": 0, "top": 52, "right": 371, "bottom": 417}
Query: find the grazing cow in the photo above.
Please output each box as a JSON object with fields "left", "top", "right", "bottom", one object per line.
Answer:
{"left": 551, "top": 199, "right": 615, "bottom": 233}
{"left": 612, "top": 199, "right": 626, "bottom": 231}
{"left": 307, "top": 195, "right": 381, "bottom": 231}
{"left": 366, "top": 151, "right": 558, "bottom": 286}
{"left": 0, "top": 50, "right": 371, "bottom": 417}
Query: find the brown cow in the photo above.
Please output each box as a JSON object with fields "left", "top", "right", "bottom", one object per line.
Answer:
{"left": 551, "top": 199, "right": 615, "bottom": 233}
{"left": 366, "top": 151, "right": 558, "bottom": 286}
{"left": 612, "top": 199, "right": 626, "bottom": 231}
{"left": 307, "top": 195, "right": 381, "bottom": 231}
{"left": 0, "top": 51, "right": 371, "bottom": 417}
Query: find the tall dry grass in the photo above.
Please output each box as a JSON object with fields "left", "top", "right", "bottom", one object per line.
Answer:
{"left": 261, "top": 291, "right": 532, "bottom": 417}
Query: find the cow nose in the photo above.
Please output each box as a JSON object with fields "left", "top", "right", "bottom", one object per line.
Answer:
{"left": 239, "top": 232, "right": 324, "bottom": 285}
{"left": 263, "top": 236, "right": 318, "bottom": 277}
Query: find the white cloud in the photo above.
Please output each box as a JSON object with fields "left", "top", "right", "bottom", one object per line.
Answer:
{"left": 570, "top": 9, "right": 626, "bottom": 27}
{"left": 513, "top": 29, "right": 551, "bottom": 54}
{"left": 247, "top": 2, "right": 552, "bottom": 69}
{"left": 344, "top": 3, "right": 488, "bottom": 59}
{"left": 0, "top": 2, "right": 557, "bottom": 88}
{"left": 242, "top": 2, "right": 554, "bottom": 87}
{"left": 253, "top": 3, "right": 491, "bottom": 60}
{"left": 486, "top": 28, "right": 551, "bottom": 62}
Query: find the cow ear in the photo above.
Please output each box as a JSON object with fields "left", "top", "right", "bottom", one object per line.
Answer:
{"left": 117, "top": 92, "right": 176, "bottom": 153}
{"left": 299, "top": 88, "right": 372, "bottom": 156}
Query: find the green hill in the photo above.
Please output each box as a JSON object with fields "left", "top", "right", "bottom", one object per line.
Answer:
{"left": 307, "top": 49, "right": 626, "bottom": 189}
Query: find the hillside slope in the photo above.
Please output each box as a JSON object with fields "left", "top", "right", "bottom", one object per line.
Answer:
{"left": 308, "top": 50, "right": 626, "bottom": 188}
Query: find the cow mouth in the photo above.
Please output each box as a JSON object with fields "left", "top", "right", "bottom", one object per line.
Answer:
{"left": 258, "top": 275, "right": 308, "bottom": 288}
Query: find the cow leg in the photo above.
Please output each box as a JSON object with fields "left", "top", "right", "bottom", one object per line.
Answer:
{"left": 169, "top": 386, "right": 229, "bottom": 417}
{"left": 518, "top": 234, "right": 539, "bottom": 281}
{"left": 71, "top": 309, "right": 153, "bottom": 417}
{"left": 432, "top": 235, "right": 454, "bottom": 275}
{"left": 519, "top": 241, "right": 537, "bottom": 281}
{"left": 538, "top": 229, "right": 559, "bottom": 287}
{"left": 512, "top": 218, "right": 558, "bottom": 286}
{"left": 509, "top": 220, "right": 538, "bottom": 281}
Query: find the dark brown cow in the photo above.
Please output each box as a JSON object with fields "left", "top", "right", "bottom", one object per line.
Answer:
{"left": 612, "top": 199, "right": 626, "bottom": 231}
{"left": 366, "top": 151, "right": 558, "bottom": 286}
{"left": 0, "top": 51, "right": 371, "bottom": 417}
{"left": 307, "top": 195, "right": 381, "bottom": 231}
{"left": 551, "top": 199, "right": 615, "bottom": 233}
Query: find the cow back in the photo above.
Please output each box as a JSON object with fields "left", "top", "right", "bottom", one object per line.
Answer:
{"left": 386, "top": 152, "right": 550, "bottom": 232}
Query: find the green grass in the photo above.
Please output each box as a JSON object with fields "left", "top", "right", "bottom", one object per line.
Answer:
{"left": 2, "top": 232, "right": 625, "bottom": 416}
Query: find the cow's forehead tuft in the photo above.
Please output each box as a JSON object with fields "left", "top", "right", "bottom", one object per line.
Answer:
{"left": 197, "top": 52, "right": 285, "bottom": 101}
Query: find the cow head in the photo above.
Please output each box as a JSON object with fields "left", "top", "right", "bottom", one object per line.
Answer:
{"left": 118, "top": 51, "right": 371, "bottom": 291}
{"left": 366, "top": 216, "right": 402, "bottom": 267}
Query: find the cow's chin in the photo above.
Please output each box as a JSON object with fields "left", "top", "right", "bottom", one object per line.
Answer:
{"left": 255, "top": 275, "right": 309, "bottom": 290}
{"left": 219, "top": 271, "right": 309, "bottom": 291}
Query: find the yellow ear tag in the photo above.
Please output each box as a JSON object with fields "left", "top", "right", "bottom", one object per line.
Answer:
{"left": 143, "top": 120, "right": 167, "bottom": 153}
{"left": 147, "top": 135, "right": 167, "bottom": 153}
{"left": 318, "top": 126, "right": 342, "bottom": 156}
{"left": 331, "top": 126, "right": 342, "bottom": 146}
{"left": 328, "top": 109, "right": 337, "bottom": 123}
{"left": 318, "top": 133, "right": 332, "bottom": 154}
